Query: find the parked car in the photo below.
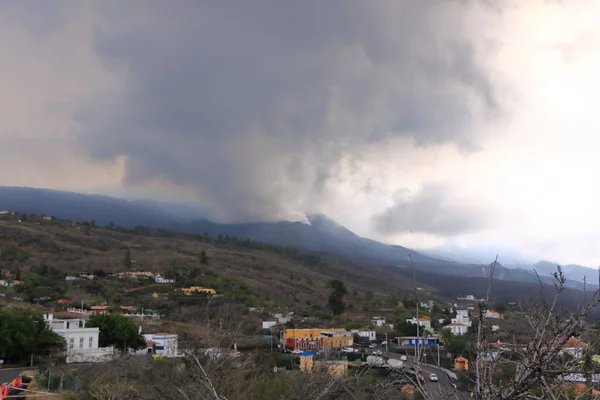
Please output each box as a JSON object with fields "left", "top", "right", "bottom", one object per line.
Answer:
{"left": 400, "top": 355, "right": 408, "bottom": 361}
{"left": 429, "top": 373, "right": 438, "bottom": 382}
{"left": 342, "top": 347, "right": 355, "bottom": 353}
{"left": 372, "top": 350, "right": 383, "bottom": 356}
{"left": 369, "top": 343, "right": 377, "bottom": 349}
{"left": 292, "top": 349, "right": 303, "bottom": 355}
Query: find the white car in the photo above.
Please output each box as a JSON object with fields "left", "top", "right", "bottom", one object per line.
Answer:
{"left": 292, "top": 349, "right": 303, "bottom": 355}
{"left": 429, "top": 373, "right": 438, "bottom": 382}
{"left": 369, "top": 343, "right": 378, "bottom": 349}
{"left": 400, "top": 355, "right": 408, "bottom": 361}
{"left": 342, "top": 347, "right": 355, "bottom": 353}
{"left": 372, "top": 350, "right": 383, "bottom": 356}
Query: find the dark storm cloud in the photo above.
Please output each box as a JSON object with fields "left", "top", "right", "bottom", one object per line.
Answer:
{"left": 75, "top": 0, "right": 501, "bottom": 221}
{"left": 371, "top": 184, "right": 489, "bottom": 235}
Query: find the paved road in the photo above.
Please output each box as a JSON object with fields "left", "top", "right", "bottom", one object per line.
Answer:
{"left": 385, "top": 352, "right": 469, "bottom": 399}
{"left": 0, "top": 368, "right": 22, "bottom": 384}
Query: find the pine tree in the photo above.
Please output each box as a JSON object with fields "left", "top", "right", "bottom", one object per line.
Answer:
{"left": 327, "top": 279, "right": 347, "bottom": 315}
{"left": 200, "top": 250, "right": 208, "bottom": 265}
{"left": 124, "top": 249, "right": 132, "bottom": 269}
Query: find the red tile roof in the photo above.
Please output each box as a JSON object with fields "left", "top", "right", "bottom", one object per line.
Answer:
{"left": 564, "top": 337, "right": 588, "bottom": 349}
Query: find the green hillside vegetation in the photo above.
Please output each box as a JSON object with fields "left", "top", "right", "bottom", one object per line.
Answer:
{"left": 0, "top": 213, "right": 594, "bottom": 331}
{"left": 0, "top": 216, "right": 423, "bottom": 322}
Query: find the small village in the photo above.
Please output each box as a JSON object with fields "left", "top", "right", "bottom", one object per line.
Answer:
{"left": 0, "top": 212, "right": 599, "bottom": 399}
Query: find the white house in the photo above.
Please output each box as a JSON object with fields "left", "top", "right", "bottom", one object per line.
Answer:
{"left": 154, "top": 274, "right": 175, "bottom": 284}
{"left": 484, "top": 310, "right": 502, "bottom": 319}
{"left": 406, "top": 317, "right": 432, "bottom": 331}
{"left": 351, "top": 330, "right": 377, "bottom": 341}
{"left": 451, "top": 309, "right": 472, "bottom": 327}
{"left": 262, "top": 321, "right": 277, "bottom": 330}
{"left": 43, "top": 313, "right": 113, "bottom": 363}
{"left": 456, "top": 310, "right": 469, "bottom": 320}
{"left": 371, "top": 317, "right": 386, "bottom": 327}
{"left": 446, "top": 322, "right": 468, "bottom": 336}
{"left": 143, "top": 333, "right": 179, "bottom": 358}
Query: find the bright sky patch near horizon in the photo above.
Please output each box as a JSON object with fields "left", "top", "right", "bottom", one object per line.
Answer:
{"left": 1, "top": 0, "right": 599, "bottom": 266}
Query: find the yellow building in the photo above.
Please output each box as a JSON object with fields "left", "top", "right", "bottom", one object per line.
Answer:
{"left": 179, "top": 286, "right": 216, "bottom": 295}
{"left": 300, "top": 353, "right": 348, "bottom": 377}
{"left": 299, "top": 353, "right": 314, "bottom": 372}
{"left": 321, "top": 330, "right": 354, "bottom": 349}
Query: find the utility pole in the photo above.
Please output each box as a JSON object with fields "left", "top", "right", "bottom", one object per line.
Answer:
{"left": 385, "top": 333, "right": 388, "bottom": 353}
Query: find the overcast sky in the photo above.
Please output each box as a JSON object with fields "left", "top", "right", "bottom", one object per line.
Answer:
{"left": 1, "top": 1, "right": 599, "bottom": 265}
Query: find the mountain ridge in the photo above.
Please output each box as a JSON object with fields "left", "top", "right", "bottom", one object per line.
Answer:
{"left": 0, "top": 186, "right": 593, "bottom": 289}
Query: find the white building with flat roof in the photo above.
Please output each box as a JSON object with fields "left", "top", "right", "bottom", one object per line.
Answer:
{"left": 351, "top": 330, "right": 376, "bottom": 341}
{"left": 43, "top": 314, "right": 113, "bottom": 363}
{"left": 263, "top": 321, "right": 277, "bottom": 330}
{"left": 446, "top": 323, "right": 468, "bottom": 336}
{"left": 143, "top": 333, "right": 179, "bottom": 358}
{"left": 154, "top": 274, "right": 175, "bottom": 284}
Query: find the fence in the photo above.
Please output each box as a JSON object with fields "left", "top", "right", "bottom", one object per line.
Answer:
{"left": 66, "top": 347, "right": 115, "bottom": 364}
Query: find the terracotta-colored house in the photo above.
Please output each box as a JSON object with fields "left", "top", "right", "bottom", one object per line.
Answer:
{"left": 454, "top": 356, "right": 469, "bottom": 370}
{"left": 562, "top": 337, "right": 590, "bottom": 358}
{"left": 400, "top": 384, "right": 418, "bottom": 399}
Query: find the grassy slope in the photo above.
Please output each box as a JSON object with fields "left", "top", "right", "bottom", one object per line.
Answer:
{"left": 0, "top": 219, "right": 421, "bottom": 309}
{"left": 2, "top": 218, "right": 595, "bottom": 320}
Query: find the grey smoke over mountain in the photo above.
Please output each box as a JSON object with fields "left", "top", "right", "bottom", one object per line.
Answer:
{"left": 371, "top": 183, "right": 490, "bottom": 235}
{"left": 73, "top": 0, "right": 501, "bottom": 222}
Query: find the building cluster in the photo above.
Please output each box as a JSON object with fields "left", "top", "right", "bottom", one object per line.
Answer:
{"left": 109, "top": 271, "right": 175, "bottom": 284}
{"left": 402, "top": 297, "right": 504, "bottom": 338}
{"left": 65, "top": 304, "right": 160, "bottom": 319}
{"left": 65, "top": 273, "right": 95, "bottom": 281}
{"left": 42, "top": 313, "right": 181, "bottom": 363}
{"left": 0, "top": 271, "right": 21, "bottom": 288}
{"left": 262, "top": 311, "right": 294, "bottom": 329}
{"left": 178, "top": 286, "right": 216, "bottom": 295}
